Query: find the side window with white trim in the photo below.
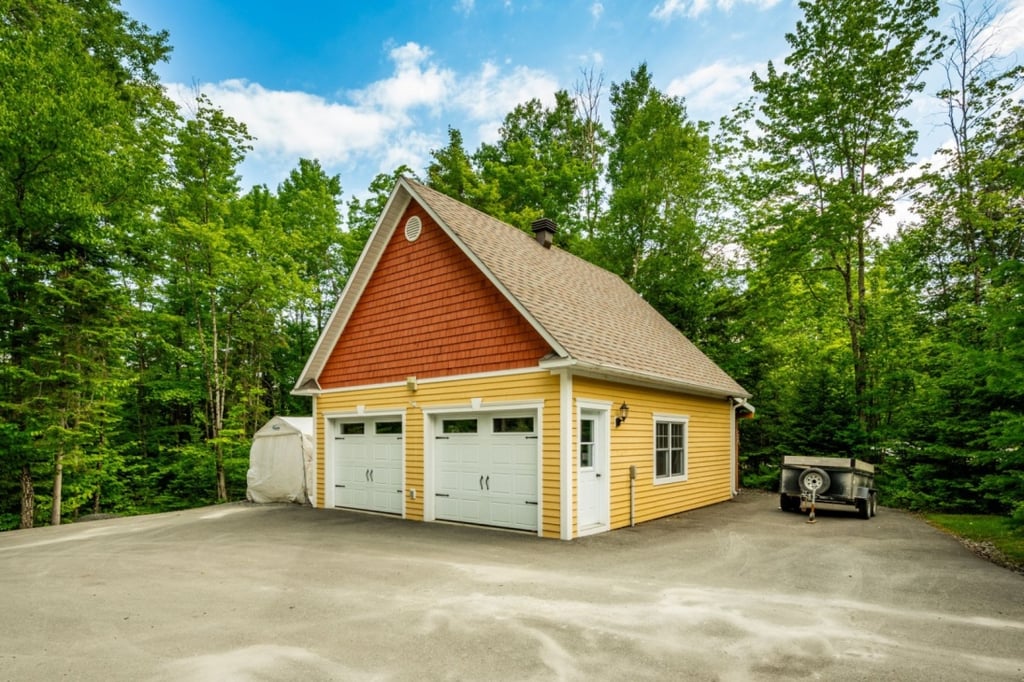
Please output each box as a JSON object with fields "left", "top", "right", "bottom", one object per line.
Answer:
{"left": 654, "top": 418, "right": 687, "bottom": 482}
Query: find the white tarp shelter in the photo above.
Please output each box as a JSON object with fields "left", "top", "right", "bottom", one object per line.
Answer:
{"left": 246, "top": 416, "right": 314, "bottom": 504}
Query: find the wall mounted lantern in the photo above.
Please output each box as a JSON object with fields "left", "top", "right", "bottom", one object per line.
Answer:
{"left": 615, "top": 401, "right": 630, "bottom": 427}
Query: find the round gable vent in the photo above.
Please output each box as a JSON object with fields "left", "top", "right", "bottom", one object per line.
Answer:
{"left": 404, "top": 216, "right": 422, "bottom": 242}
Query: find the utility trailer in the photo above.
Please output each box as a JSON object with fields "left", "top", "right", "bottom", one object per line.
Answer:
{"left": 779, "top": 455, "right": 877, "bottom": 519}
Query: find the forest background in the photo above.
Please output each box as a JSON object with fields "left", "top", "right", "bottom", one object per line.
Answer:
{"left": 1, "top": 0, "right": 1021, "bottom": 530}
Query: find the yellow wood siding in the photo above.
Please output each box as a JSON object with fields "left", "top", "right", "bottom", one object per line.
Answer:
{"left": 314, "top": 370, "right": 562, "bottom": 537}
{"left": 572, "top": 377, "right": 734, "bottom": 532}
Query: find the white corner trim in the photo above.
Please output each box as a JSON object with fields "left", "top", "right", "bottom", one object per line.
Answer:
{"left": 559, "top": 369, "right": 573, "bottom": 540}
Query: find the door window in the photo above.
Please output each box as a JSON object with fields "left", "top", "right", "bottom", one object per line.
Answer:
{"left": 579, "top": 418, "right": 595, "bottom": 468}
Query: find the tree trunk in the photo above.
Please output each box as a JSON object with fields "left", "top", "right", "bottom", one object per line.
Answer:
{"left": 51, "top": 446, "right": 63, "bottom": 526}
{"left": 215, "top": 441, "right": 227, "bottom": 501}
{"left": 20, "top": 465, "right": 34, "bottom": 529}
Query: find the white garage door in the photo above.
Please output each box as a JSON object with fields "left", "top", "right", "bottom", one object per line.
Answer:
{"left": 434, "top": 413, "right": 538, "bottom": 531}
{"left": 332, "top": 418, "right": 403, "bottom": 515}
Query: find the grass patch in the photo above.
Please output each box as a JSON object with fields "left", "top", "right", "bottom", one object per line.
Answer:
{"left": 925, "top": 514, "right": 1024, "bottom": 573}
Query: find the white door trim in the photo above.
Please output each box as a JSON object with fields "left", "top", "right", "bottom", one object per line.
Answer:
{"left": 576, "top": 399, "right": 611, "bottom": 536}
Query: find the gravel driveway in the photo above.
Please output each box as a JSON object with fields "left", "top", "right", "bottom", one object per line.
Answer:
{"left": 1, "top": 491, "right": 1022, "bottom": 681}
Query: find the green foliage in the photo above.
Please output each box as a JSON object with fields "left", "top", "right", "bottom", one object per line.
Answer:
{"left": 2, "top": 0, "right": 1021, "bottom": 533}
{"left": 0, "top": 0, "right": 174, "bottom": 527}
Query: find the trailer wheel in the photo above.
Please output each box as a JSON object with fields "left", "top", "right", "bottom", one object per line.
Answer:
{"left": 869, "top": 492, "right": 878, "bottom": 517}
{"left": 798, "top": 467, "right": 831, "bottom": 495}
{"left": 857, "top": 498, "right": 871, "bottom": 519}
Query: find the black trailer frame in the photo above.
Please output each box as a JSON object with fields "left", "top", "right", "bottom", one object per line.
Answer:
{"left": 779, "top": 455, "right": 877, "bottom": 519}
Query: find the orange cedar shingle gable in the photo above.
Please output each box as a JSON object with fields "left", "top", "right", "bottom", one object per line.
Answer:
{"left": 318, "top": 202, "right": 553, "bottom": 389}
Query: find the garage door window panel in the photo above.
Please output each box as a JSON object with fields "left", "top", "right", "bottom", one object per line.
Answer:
{"left": 493, "top": 417, "right": 534, "bottom": 433}
{"left": 375, "top": 421, "right": 403, "bottom": 435}
{"left": 443, "top": 419, "right": 478, "bottom": 434}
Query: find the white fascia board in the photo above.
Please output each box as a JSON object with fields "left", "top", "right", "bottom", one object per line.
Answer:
{"left": 541, "top": 357, "right": 751, "bottom": 401}
{"left": 313, "top": 365, "right": 551, "bottom": 396}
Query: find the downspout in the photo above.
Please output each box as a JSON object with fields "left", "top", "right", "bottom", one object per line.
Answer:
{"left": 730, "top": 398, "right": 754, "bottom": 497}
{"left": 629, "top": 465, "right": 636, "bottom": 527}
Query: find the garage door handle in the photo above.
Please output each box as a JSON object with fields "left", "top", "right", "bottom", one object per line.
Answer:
{"left": 525, "top": 501, "right": 538, "bottom": 505}
{"left": 435, "top": 493, "right": 450, "bottom": 498}
{"left": 479, "top": 475, "right": 484, "bottom": 490}
{"left": 485, "top": 475, "right": 489, "bottom": 490}
{"left": 369, "top": 470, "right": 374, "bottom": 483}
{"left": 365, "top": 469, "right": 369, "bottom": 482}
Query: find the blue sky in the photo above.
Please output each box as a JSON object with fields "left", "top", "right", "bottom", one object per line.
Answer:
{"left": 122, "top": 0, "right": 1024, "bottom": 204}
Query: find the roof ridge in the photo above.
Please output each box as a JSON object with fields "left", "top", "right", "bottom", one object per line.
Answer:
{"left": 403, "top": 177, "right": 749, "bottom": 399}
{"left": 404, "top": 176, "right": 629, "bottom": 285}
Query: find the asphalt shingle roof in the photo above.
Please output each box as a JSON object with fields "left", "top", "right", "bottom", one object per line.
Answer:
{"left": 406, "top": 179, "right": 749, "bottom": 399}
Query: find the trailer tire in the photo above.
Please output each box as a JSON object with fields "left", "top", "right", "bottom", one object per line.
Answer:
{"left": 857, "top": 498, "right": 871, "bottom": 519}
{"left": 798, "top": 467, "right": 831, "bottom": 495}
{"left": 870, "top": 492, "right": 878, "bottom": 517}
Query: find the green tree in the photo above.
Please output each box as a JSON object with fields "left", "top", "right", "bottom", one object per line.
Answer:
{"left": 0, "top": 0, "right": 174, "bottom": 527}
{"left": 474, "top": 91, "right": 598, "bottom": 248}
{"left": 274, "top": 159, "right": 344, "bottom": 414}
{"left": 427, "top": 127, "right": 490, "bottom": 209}
{"left": 161, "top": 94, "right": 254, "bottom": 502}
{"left": 738, "top": 0, "right": 945, "bottom": 448}
{"left": 591, "top": 63, "right": 717, "bottom": 340}
{"left": 889, "top": 0, "right": 1024, "bottom": 516}
{"left": 345, "top": 166, "right": 416, "bottom": 274}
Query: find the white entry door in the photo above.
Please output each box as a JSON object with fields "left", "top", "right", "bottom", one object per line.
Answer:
{"left": 434, "top": 412, "right": 538, "bottom": 531}
{"left": 332, "top": 419, "right": 403, "bottom": 514}
{"left": 577, "top": 409, "right": 607, "bottom": 533}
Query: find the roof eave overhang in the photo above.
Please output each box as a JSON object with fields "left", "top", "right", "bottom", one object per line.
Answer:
{"left": 540, "top": 357, "right": 752, "bottom": 401}
{"left": 291, "top": 377, "right": 322, "bottom": 396}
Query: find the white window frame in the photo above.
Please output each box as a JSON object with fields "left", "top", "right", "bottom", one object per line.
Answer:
{"left": 652, "top": 414, "right": 689, "bottom": 484}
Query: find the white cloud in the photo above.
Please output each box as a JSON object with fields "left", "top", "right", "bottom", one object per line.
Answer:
{"left": 452, "top": 61, "right": 559, "bottom": 121}
{"left": 166, "top": 42, "right": 561, "bottom": 192}
{"left": 186, "top": 79, "right": 398, "bottom": 166}
{"left": 351, "top": 42, "right": 454, "bottom": 116}
{"left": 454, "top": 0, "right": 474, "bottom": 15}
{"left": 980, "top": 0, "right": 1024, "bottom": 56}
{"left": 651, "top": 0, "right": 780, "bottom": 22}
{"left": 591, "top": 2, "right": 604, "bottom": 21}
{"left": 651, "top": 0, "right": 687, "bottom": 21}
{"left": 666, "top": 60, "right": 758, "bottom": 117}
{"left": 376, "top": 130, "right": 438, "bottom": 178}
